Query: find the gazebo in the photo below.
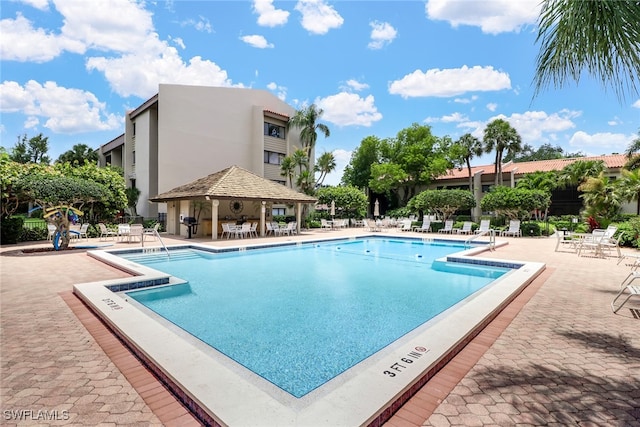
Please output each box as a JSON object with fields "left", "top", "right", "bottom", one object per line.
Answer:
{"left": 149, "top": 165, "right": 317, "bottom": 240}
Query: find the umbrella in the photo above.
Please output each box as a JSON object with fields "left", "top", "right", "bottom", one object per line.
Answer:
{"left": 330, "top": 200, "right": 336, "bottom": 217}
{"left": 374, "top": 199, "right": 380, "bottom": 217}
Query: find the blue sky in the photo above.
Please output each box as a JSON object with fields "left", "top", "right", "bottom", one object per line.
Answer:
{"left": 1, "top": 0, "right": 639, "bottom": 186}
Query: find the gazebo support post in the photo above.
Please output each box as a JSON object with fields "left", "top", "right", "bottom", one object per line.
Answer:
{"left": 210, "top": 199, "right": 219, "bottom": 240}
{"left": 260, "top": 201, "right": 266, "bottom": 237}
{"left": 296, "top": 202, "right": 302, "bottom": 234}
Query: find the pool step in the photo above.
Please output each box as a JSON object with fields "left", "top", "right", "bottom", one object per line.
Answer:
{"left": 122, "top": 250, "right": 202, "bottom": 263}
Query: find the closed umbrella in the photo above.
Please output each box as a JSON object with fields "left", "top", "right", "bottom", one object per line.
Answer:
{"left": 330, "top": 200, "right": 336, "bottom": 218}
{"left": 374, "top": 199, "right": 380, "bottom": 218}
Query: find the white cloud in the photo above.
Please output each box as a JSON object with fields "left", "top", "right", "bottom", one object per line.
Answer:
{"left": 389, "top": 65, "right": 511, "bottom": 98}
{"left": 295, "top": 0, "right": 344, "bottom": 35}
{"left": 0, "top": 13, "right": 84, "bottom": 62}
{"left": 368, "top": 21, "right": 397, "bottom": 50}
{"left": 178, "top": 16, "right": 213, "bottom": 33}
{"left": 253, "top": 0, "right": 289, "bottom": 27}
{"left": 240, "top": 34, "right": 274, "bottom": 49}
{"left": 453, "top": 95, "right": 478, "bottom": 104}
{"left": 0, "top": 80, "right": 121, "bottom": 134}
{"left": 633, "top": 99, "right": 640, "bottom": 108}
{"left": 424, "top": 112, "right": 468, "bottom": 124}
{"left": 568, "top": 131, "right": 634, "bottom": 155}
{"left": 342, "top": 79, "right": 369, "bottom": 92}
{"left": 315, "top": 92, "right": 382, "bottom": 127}
{"left": 267, "top": 82, "right": 287, "bottom": 101}
{"left": 486, "top": 102, "right": 497, "bottom": 112}
{"left": 170, "top": 36, "right": 186, "bottom": 49}
{"left": 21, "top": 0, "right": 49, "bottom": 11}
{"left": 492, "top": 110, "right": 580, "bottom": 144}
{"left": 425, "top": 0, "right": 540, "bottom": 34}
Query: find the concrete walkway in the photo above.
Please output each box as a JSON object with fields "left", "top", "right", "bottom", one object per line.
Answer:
{"left": 1, "top": 230, "right": 638, "bottom": 426}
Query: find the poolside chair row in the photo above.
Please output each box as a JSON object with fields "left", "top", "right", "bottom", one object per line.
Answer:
{"left": 555, "top": 225, "right": 621, "bottom": 258}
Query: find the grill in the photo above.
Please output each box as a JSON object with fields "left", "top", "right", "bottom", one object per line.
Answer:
{"left": 181, "top": 216, "right": 198, "bottom": 239}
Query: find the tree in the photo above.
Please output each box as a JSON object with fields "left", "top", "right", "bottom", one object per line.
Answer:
{"left": 483, "top": 119, "right": 522, "bottom": 187}
{"left": 617, "top": 168, "right": 640, "bottom": 214}
{"left": 516, "top": 171, "right": 559, "bottom": 219}
{"left": 370, "top": 124, "right": 451, "bottom": 206}
{"left": 557, "top": 159, "right": 606, "bottom": 188}
{"left": 623, "top": 129, "right": 640, "bottom": 170}
{"left": 408, "top": 189, "right": 475, "bottom": 222}
{"left": 534, "top": 0, "right": 640, "bottom": 102}
{"left": 578, "top": 172, "right": 621, "bottom": 222}
{"left": 480, "top": 186, "right": 550, "bottom": 220}
{"left": 57, "top": 143, "right": 99, "bottom": 165}
{"left": 316, "top": 186, "right": 368, "bottom": 219}
{"left": 9, "top": 133, "right": 51, "bottom": 164}
{"left": 288, "top": 104, "right": 330, "bottom": 159}
{"left": 503, "top": 143, "right": 583, "bottom": 163}
{"left": 314, "top": 151, "right": 336, "bottom": 187}
{"left": 291, "top": 149, "right": 308, "bottom": 176}
{"left": 341, "top": 135, "right": 382, "bottom": 189}
{"left": 280, "top": 156, "right": 295, "bottom": 188}
{"left": 451, "top": 133, "right": 483, "bottom": 191}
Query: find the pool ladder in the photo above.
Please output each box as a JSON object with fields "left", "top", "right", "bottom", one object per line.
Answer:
{"left": 464, "top": 229, "right": 496, "bottom": 251}
{"left": 141, "top": 227, "right": 170, "bottom": 258}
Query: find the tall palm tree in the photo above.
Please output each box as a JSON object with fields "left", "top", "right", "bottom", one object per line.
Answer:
{"left": 483, "top": 119, "right": 522, "bottom": 187}
{"left": 455, "top": 133, "right": 483, "bottom": 191}
{"left": 578, "top": 172, "right": 621, "bottom": 220}
{"left": 557, "top": 159, "right": 606, "bottom": 188}
{"left": 280, "top": 156, "right": 295, "bottom": 188}
{"left": 534, "top": 0, "right": 640, "bottom": 102}
{"left": 57, "top": 143, "right": 99, "bottom": 165}
{"left": 291, "top": 149, "right": 308, "bottom": 175}
{"left": 314, "top": 151, "right": 336, "bottom": 187}
{"left": 288, "top": 104, "right": 331, "bottom": 159}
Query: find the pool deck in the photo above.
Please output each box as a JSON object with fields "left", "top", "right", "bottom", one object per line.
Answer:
{"left": 1, "top": 229, "right": 639, "bottom": 426}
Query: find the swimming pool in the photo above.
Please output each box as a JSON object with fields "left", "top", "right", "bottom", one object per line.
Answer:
{"left": 121, "top": 239, "right": 508, "bottom": 397}
{"left": 75, "top": 234, "right": 545, "bottom": 426}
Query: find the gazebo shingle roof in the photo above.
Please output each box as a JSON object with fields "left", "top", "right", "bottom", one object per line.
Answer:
{"left": 149, "top": 165, "right": 317, "bottom": 204}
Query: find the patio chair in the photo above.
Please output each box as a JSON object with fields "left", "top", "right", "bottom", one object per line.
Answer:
{"left": 413, "top": 219, "right": 431, "bottom": 233}
{"left": 143, "top": 223, "right": 160, "bottom": 241}
{"left": 363, "top": 219, "right": 380, "bottom": 232}
{"left": 454, "top": 221, "right": 473, "bottom": 235}
{"left": 611, "top": 282, "right": 640, "bottom": 313}
{"left": 249, "top": 222, "right": 258, "bottom": 238}
{"left": 118, "top": 224, "right": 131, "bottom": 241}
{"left": 47, "top": 223, "right": 57, "bottom": 241}
{"left": 399, "top": 219, "right": 413, "bottom": 231}
{"left": 554, "top": 229, "right": 578, "bottom": 253}
{"left": 475, "top": 219, "right": 491, "bottom": 234}
{"left": 321, "top": 219, "right": 333, "bottom": 230}
{"left": 577, "top": 229, "right": 608, "bottom": 257}
{"left": 438, "top": 220, "right": 454, "bottom": 234}
{"left": 77, "top": 223, "right": 90, "bottom": 241}
{"left": 98, "top": 223, "right": 117, "bottom": 241}
{"left": 128, "top": 224, "right": 144, "bottom": 243}
{"left": 501, "top": 220, "right": 521, "bottom": 237}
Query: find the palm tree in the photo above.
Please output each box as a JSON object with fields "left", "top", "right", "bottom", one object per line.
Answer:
{"left": 516, "top": 171, "right": 559, "bottom": 219}
{"left": 288, "top": 104, "right": 330, "bottom": 159}
{"left": 483, "top": 119, "right": 522, "bottom": 187}
{"left": 455, "top": 133, "right": 483, "bottom": 191}
{"left": 578, "top": 172, "right": 621, "bottom": 221}
{"left": 534, "top": 0, "right": 640, "bottom": 102}
{"left": 314, "top": 151, "right": 337, "bottom": 187}
{"left": 557, "top": 159, "right": 606, "bottom": 188}
{"left": 623, "top": 129, "right": 640, "bottom": 170}
{"left": 57, "top": 143, "right": 99, "bottom": 165}
{"left": 280, "top": 156, "right": 295, "bottom": 188}
{"left": 617, "top": 168, "right": 640, "bottom": 214}
{"left": 291, "top": 149, "right": 308, "bottom": 175}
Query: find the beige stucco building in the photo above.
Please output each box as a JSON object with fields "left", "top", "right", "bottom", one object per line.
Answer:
{"left": 99, "top": 84, "right": 308, "bottom": 236}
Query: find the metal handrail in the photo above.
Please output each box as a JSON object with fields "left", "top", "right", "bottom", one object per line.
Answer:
{"left": 465, "top": 228, "right": 496, "bottom": 251}
{"left": 141, "top": 227, "right": 170, "bottom": 258}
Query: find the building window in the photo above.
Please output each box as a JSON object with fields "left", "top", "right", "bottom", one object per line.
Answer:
{"left": 264, "top": 150, "right": 285, "bottom": 165}
{"left": 264, "top": 122, "right": 285, "bottom": 139}
{"left": 482, "top": 185, "right": 492, "bottom": 193}
{"left": 272, "top": 208, "right": 285, "bottom": 216}
{"left": 105, "top": 154, "right": 112, "bottom": 165}
{"left": 132, "top": 122, "right": 136, "bottom": 137}
{"left": 132, "top": 150, "right": 136, "bottom": 165}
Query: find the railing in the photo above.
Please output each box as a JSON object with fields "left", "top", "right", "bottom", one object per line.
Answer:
{"left": 464, "top": 229, "right": 496, "bottom": 251}
{"left": 141, "top": 227, "right": 170, "bottom": 258}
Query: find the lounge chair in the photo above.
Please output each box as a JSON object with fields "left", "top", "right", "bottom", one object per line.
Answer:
{"left": 98, "top": 223, "right": 117, "bottom": 241}
{"left": 321, "top": 219, "right": 333, "bottom": 230}
{"left": 577, "top": 229, "right": 609, "bottom": 257}
{"left": 77, "top": 223, "right": 90, "bottom": 241}
{"left": 413, "top": 219, "right": 431, "bottom": 233}
{"left": 475, "top": 219, "right": 491, "bottom": 234}
{"left": 363, "top": 219, "right": 380, "bottom": 232}
{"left": 501, "top": 220, "right": 521, "bottom": 237}
{"left": 399, "top": 219, "right": 413, "bottom": 231}
{"left": 611, "top": 281, "right": 640, "bottom": 313}
{"left": 454, "top": 221, "right": 473, "bottom": 235}
{"left": 47, "top": 223, "right": 57, "bottom": 241}
{"left": 438, "top": 220, "right": 454, "bottom": 234}
{"left": 143, "top": 223, "right": 160, "bottom": 240}
{"left": 554, "top": 229, "right": 578, "bottom": 253}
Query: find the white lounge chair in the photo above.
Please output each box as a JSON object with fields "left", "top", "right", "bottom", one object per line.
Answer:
{"left": 438, "top": 220, "right": 454, "bottom": 234}
{"left": 47, "top": 223, "right": 57, "bottom": 241}
{"left": 399, "top": 219, "right": 413, "bottom": 231}
{"left": 501, "top": 220, "right": 521, "bottom": 237}
{"left": 321, "top": 219, "right": 333, "bottom": 230}
{"left": 143, "top": 223, "right": 160, "bottom": 240}
{"left": 363, "top": 219, "right": 380, "bottom": 232}
{"left": 77, "top": 223, "right": 90, "bottom": 241}
{"left": 413, "top": 219, "right": 431, "bottom": 233}
{"left": 612, "top": 282, "right": 640, "bottom": 313}
{"left": 475, "top": 219, "right": 491, "bottom": 234}
{"left": 454, "top": 221, "right": 473, "bottom": 235}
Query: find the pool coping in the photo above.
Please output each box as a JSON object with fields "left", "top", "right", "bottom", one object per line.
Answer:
{"left": 73, "top": 235, "right": 545, "bottom": 426}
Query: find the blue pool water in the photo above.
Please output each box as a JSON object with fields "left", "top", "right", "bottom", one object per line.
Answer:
{"left": 122, "top": 238, "right": 509, "bottom": 397}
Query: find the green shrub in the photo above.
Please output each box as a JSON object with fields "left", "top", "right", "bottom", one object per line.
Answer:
{"left": 20, "top": 226, "right": 48, "bottom": 242}
{"left": 1, "top": 217, "right": 24, "bottom": 244}
{"left": 520, "top": 222, "right": 541, "bottom": 237}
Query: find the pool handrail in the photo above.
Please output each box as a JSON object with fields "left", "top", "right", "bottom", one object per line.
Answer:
{"left": 141, "top": 226, "right": 170, "bottom": 258}
{"left": 465, "top": 228, "right": 495, "bottom": 250}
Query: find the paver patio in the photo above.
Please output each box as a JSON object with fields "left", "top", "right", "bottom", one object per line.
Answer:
{"left": 1, "top": 229, "right": 638, "bottom": 426}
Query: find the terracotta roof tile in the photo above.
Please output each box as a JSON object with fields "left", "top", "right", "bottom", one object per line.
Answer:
{"left": 437, "top": 154, "right": 626, "bottom": 180}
